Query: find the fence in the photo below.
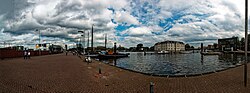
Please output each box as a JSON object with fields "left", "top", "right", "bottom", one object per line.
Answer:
{"left": 0, "top": 49, "right": 50, "bottom": 59}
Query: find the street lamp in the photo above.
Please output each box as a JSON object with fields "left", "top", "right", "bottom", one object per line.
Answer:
{"left": 91, "top": 24, "right": 94, "bottom": 53}
{"left": 244, "top": 0, "right": 248, "bottom": 87}
{"left": 87, "top": 30, "right": 90, "bottom": 52}
{"left": 78, "top": 30, "right": 85, "bottom": 54}
{"left": 36, "top": 29, "right": 41, "bottom": 56}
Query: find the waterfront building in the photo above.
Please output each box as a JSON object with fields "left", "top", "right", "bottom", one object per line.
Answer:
{"left": 218, "top": 37, "right": 239, "bottom": 51}
{"left": 207, "top": 43, "right": 218, "bottom": 50}
{"left": 49, "top": 45, "right": 63, "bottom": 54}
{"left": 3, "top": 46, "right": 24, "bottom": 51}
{"left": 207, "top": 45, "right": 214, "bottom": 50}
{"left": 154, "top": 41, "right": 185, "bottom": 52}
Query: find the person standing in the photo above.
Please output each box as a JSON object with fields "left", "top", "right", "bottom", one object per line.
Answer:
{"left": 65, "top": 45, "right": 68, "bottom": 56}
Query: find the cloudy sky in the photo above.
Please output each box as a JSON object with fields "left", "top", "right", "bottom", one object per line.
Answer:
{"left": 0, "top": 0, "right": 248, "bottom": 48}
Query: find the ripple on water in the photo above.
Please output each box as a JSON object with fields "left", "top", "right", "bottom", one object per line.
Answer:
{"left": 100, "top": 52, "right": 247, "bottom": 76}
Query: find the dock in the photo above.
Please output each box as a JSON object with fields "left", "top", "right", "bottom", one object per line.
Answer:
{"left": 0, "top": 53, "right": 250, "bottom": 92}
{"left": 226, "top": 51, "right": 250, "bottom": 54}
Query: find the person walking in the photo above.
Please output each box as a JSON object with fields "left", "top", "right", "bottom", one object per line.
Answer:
{"left": 24, "top": 50, "right": 27, "bottom": 59}
{"left": 28, "top": 51, "right": 31, "bottom": 59}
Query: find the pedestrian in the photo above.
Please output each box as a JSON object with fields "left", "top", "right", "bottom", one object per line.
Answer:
{"left": 24, "top": 50, "right": 27, "bottom": 59}
{"left": 28, "top": 51, "right": 31, "bottom": 59}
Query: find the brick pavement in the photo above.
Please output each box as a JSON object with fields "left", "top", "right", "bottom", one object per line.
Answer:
{"left": 0, "top": 53, "right": 250, "bottom": 93}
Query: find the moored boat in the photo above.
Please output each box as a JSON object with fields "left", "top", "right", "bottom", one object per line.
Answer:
{"left": 201, "top": 52, "right": 222, "bottom": 55}
{"left": 97, "top": 53, "right": 129, "bottom": 59}
{"left": 93, "top": 51, "right": 129, "bottom": 59}
{"left": 180, "top": 51, "right": 192, "bottom": 54}
{"left": 156, "top": 51, "right": 169, "bottom": 54}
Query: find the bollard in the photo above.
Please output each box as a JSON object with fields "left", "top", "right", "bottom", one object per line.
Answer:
{"left": 99, "top": 67, "right": 102, "bottom": 74}
{"left": 86, "top": 57, "right": 90, "bottom": 64}
{"left": 150, "top": 82, "right": 154, "bottom": 93}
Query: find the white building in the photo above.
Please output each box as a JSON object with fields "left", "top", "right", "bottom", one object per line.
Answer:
{"left": 154, "top": 41, "right": 185, "bottom": 52}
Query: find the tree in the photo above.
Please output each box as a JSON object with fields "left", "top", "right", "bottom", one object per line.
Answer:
{"left": 136, "top": 44, "right": 143, "bottom": 51}
{"left": 144, "top": 47, "right": 149, "bottom": 51}
{"left": 117, "top": 46, "right": 126, "bottom": 51}
{"left": 213, "top": 43, "right": 218, "bottom": 49}
{"left": 128, "top": 47, "right": 136, "bottom": 52}
{"left": 190, "top": 46, "right": 194, "bottom": 49}
{"left": 185, "top": 44, "right": 191, "bottom": 50}
{"left": 137, "top": 44, "right": 143, "bottom": 48}
{"left": 240, "top": 38, "right": 245, "bottom": 50}
{"left": 149, "top": 46, "right": 154, "bottom": 51}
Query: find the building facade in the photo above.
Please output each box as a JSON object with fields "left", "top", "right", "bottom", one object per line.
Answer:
{"left": 154, "top": 41, "right": 185, "bottom": 52}
{"left": 218, "top": 37, "right": 239, "bottom": 51}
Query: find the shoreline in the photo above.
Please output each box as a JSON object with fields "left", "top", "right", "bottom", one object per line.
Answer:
{"left": 92, "top": 57, "right": 245, "bottom": 78}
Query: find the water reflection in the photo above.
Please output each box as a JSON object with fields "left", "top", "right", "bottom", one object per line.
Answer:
{"left": 114, "top": 58, "right": 117, "bottom": 66}
{"left": 106, "top": 58, "right": 117, "bottom": 66}
{"left": 201, "top": 55, "right": 204, "bottom": 65}
{"left": 100, "top": 52, "right": 247, "bottom": 76}
{"left": 218, "top": 54, "right": 244, "bottom": 66}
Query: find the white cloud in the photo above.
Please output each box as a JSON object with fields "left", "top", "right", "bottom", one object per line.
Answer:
{"left": 158, "top": 11, "right": 172, "bottom": 20}
{"left": 122, "top": 26, "right": 152, "bottom": 36}
{"left": 114, "top": 11, "right": 139, "bottom": 25}
{"left": 0, "top": 0, "right": 248, "bottom": 48}
{"left": 152, "top": 0, "right": 246, "bottom": 47}
{"left": 108, "top": 0, "right": 129, "bottom": 10}
{"left": 107, "top": 21, "right": 118, "bottom": 28}
{"left": 148, "top": 25, "right": 164, "bottom": 33}
{"left": 159, "top": 0, "right": 199, "bottom": 11}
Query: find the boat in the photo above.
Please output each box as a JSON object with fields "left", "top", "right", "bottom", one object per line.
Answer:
{"left": 86, "top": 51, "right": 129, "bottom": 59}
{"left": 180, "top": 51, "right": 192, "bottom": 54}
{"left": 201, "top": 52, "right": 223, "bottom": 55}
{"left": 97, "top": 53, "right": 129, "bottom": 59}
{"left": 85, "top": 54, "right": 99, "bottom": 58}
{"left": 157, "top": 51, "right": 169, "bottom": 54}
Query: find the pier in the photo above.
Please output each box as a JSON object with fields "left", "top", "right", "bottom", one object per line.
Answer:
{"left": 0, "top": 53, "right": 250, "bottom": 92}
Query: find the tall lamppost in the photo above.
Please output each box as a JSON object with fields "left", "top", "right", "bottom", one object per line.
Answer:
{"left": 91, "top": 24, "right": 94, "bottom": 53}
{"left": 104, "top": 33, "right": 107, "bottom": 50}
{"left": 36, "top": 29, "right": 41, "bottom": 56}
{"left": 244, "top": 0, "right": 248, "bottom": 87}
{"left": 87, "top": 30, "right": 90, "bottom": 52}
{"left": 78, "top": 30, "right": 85, "bottom": 54}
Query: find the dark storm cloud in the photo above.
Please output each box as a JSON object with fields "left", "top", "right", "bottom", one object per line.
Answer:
{"left": 3, "top": 29, "right": 31, "bottom": 35}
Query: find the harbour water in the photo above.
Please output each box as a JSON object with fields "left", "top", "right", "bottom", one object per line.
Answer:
{"left": 99, "top": 52, "right": 247, "bottom": 76}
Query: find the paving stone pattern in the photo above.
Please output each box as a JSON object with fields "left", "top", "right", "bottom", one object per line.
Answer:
{"left": 0, "top": 53, "right": 250, "bottom": 93}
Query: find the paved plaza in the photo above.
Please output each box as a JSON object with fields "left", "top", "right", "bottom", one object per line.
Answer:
{"left": 0, "top": 53, "right": 250, "bottom": 93}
